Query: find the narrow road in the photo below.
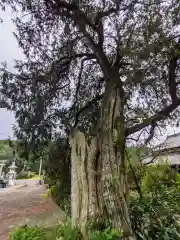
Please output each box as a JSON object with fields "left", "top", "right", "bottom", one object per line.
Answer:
{"left": 0, "top": 180, "right": 62, "bottom": 240}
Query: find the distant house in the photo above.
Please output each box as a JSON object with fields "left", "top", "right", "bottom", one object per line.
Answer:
{"left": 143, "top": 133, "right": 180, "bottom": 167}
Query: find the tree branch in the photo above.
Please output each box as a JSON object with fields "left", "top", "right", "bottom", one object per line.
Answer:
{"left": 126, "top": 100, "right": 180, "bottom": 136}
{"left": 94, "top": 8, "right": 117, "bottom": 24}
{"left": 55, "top": 53, "right": 96, "bottom": 64}
{"left": 45, "top": 0, "right": 112, "bottom": 79}
{"left": 144, "top": 123, "right": 156, "bottom": 145}
{"left": 72, "top": 57, "right": 91, "bottom": 107}
{"left": 168, "top": 39, "right": 180, "bottom": 103}
{"left": 126, "top": 40, "right": 180, "bottom": 136}
{"left": 73, "top": 93, "right": 103, "bottom": 127}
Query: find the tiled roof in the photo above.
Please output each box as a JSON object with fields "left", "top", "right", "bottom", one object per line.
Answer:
{"left": 142, "top": 133, "right": 180, "bottom": 165}
{"left": 162, "top": 133, "right": 180, "bottom": 149}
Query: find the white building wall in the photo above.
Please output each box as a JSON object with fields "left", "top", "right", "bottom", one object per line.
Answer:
{"left": 143, "top": 153, "right": 180, "bottom": 165}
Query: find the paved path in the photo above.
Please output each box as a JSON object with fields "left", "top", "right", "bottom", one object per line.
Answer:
{"left": 15, "top": 179, "right": 38, "bottom": 186}
{"left": 0, "top": 180, "right": 65, "bottom": 240}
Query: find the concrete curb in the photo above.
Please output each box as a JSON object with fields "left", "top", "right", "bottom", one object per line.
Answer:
{"left": 16, "top": 184, "right": 28, "bottom": 189}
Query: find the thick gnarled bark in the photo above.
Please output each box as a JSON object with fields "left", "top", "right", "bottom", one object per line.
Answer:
{"left": 70, "top": 131, "right": 99, "bottom": 231}
{"left": 70, "top": 85, "right": 135, "bottom": 239}
{"left": 98, "top": 86, "right": 134, "bottom": 238}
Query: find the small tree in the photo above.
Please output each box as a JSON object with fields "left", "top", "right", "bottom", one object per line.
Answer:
{"left": 44, "top": 137, "right": 71, "bottom": 214}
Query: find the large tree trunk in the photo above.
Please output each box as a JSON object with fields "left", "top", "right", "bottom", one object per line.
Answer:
{"left": 98, "top": 85, "right": 134, "bottom": 239}
{"left": 70, "top": 131, "right": 99, "bottom": 235}
{"left": 70, "top": 84, "right": 135, "bottom": 239}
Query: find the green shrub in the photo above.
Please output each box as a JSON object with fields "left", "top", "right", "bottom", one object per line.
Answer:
{"left": 130, "top": 165, "right": 180, "bottom": 239}
{"left": 55, "top": 222, "right": 120, "bottom": 240}
{"left": 141, "top": 164, "right": 176, "bottom": 192}
{"left": 55, "top": 222, "right": 82, "bottom": 240}
{"left": 16, "top": 171, "right": 36, "bottom": 179}
{"left": 130, "top": 190, "right": 180, "bottom": 239}
{"left": 88, "top": 228, "right": 120, "bottom": 240}
{"left": 9, "top": 226, "right": 47, "bottom": 240}
{"left": 16, "top": 171, "right": 29, "bottom": 179}
{"left": 44, "top": 137, "right": 71, "bottom": 215}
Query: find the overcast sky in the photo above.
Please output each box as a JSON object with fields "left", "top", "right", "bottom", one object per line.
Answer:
{"left": 0, "top": 7, "right": 179, "bottom": 142}
{"left": 0, "top": 7, "right": 23, "bottom": 139}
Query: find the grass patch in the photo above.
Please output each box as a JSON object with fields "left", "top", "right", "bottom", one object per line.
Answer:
{"left": 43, "top": 226, "right": 59, "bottom": 240}
{"left": 9, "top": 225, "right": 60, "bottom": 240}
{"left": 30, "top": 175, "right": 41, "bottom": 180}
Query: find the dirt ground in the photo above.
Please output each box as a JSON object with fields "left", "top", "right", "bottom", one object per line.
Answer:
{"left": 0, "top": 181, "right": 63, "bottom": 240}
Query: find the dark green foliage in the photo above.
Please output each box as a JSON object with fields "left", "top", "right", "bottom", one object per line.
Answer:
{"left": 16, "top": 171, "right": 29, "bottom": 179}
{"left": 130, "top": 165, "right": 180, "bottom": 239}
{"left": 56, "top": 222, "right": 83, "bottom": 240}
{"left": 2, "top": 155, "right": 38, "bottom": 176}
{"left": 44, "top": 137, "right": 71, "bottom": 215}
{"left": 16, "top": 171, "right": 36, "bottom": 179}
{"left": 126, "top": 147, "right": 149, "bottom": 164}
{"left": 130, "top": 191, "right": 180, "bottom": 239}
{"left": 0, "top": 140, "right": 13, "bottom": 160}
{"left": 1, "top": 0, "right": 180, "bottom": 150}
{"left": 0, "top": 139, "right": 40, "bottom": 175}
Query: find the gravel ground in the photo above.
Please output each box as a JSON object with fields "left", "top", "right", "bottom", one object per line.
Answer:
{"left": 0, "top": 180, "right": 62, "bottom": 240}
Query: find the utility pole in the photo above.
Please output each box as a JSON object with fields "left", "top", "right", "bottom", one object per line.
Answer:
{"left": 39, "top": 157, "right": 43, "bottom": 178}
{"left": 39, "top": 157, "right": 42, "bottom": 184}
